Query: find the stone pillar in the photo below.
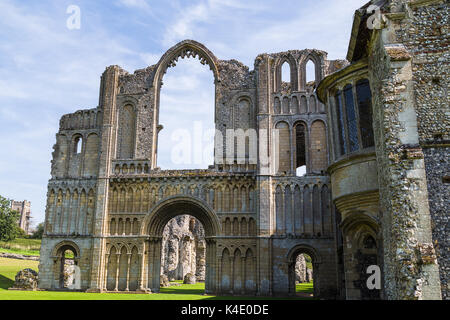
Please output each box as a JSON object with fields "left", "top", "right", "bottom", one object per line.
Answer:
{"left": 205, "top": 239, "right": 216, "bottom": 294}
{"left": 103, "top": 253, "right": 109, "bottom": 291}
{"left": 126, "top": 253, "right": 131, "bottom": 291}
{"left": 240, "top": 256, "right": 245, "bottom": 295}
{"left": 87, "top": 65, "right": 121, "bottom": 292}
{"left": 147, "top": 237, "right": 162, "bottom": 292}
{"left": 230, "top": 256, "right": 234, "bottom": 294}
{"left": 137, "top": 240, "right": 149, "bottom": 292}
{"left": 369, "top": 42, "right": 442, "bottom": 299}
{"left": 114, "top": 254, "right": 120, "bottom": 291}
{"left": 217, "top": 254, "right": 222, "bottom": 294}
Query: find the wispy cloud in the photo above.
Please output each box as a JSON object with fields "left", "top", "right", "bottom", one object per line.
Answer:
{"left": 116, "top": 0, "right": 151, "bottom": 9}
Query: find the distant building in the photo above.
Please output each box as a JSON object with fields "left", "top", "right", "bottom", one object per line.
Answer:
{"left": 10, "top": 200, "right": 31, "bottom": 234}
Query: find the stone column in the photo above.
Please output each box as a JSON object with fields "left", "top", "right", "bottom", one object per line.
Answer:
{"left": 240, "top": 256, "right": 245, "bottom": 295}
{"left": 230, "top": 256, "right": 234, "bottom": 294}
{"left": 103, "top": 253, "right": 109, "bottom": 291}
{"left": 369, "top": 42, "right": 442, "bottom": 300}
{"left": 114, "top": 254, "right": 120, "bottom": 291}
{"left": 87, "top": 65, "right": 121, "bottom": 292}
{"left": 217, "top": 254, "right": 222, "bottom": 294}
{"left": 147, "top": 237, "right": 162, "bottom": 292}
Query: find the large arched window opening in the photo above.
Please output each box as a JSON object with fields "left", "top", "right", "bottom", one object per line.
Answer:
{"left": 281, "top": 61, "right": 291, "bottom": 83}
{"left": 356, "top": 79, "right": 375, "bottom": 148}
{"left": 158, "top": 58, "right": 215, "bottom": 169}
{"left": 334, "top": 91, "right": 347, "bottom": 157}
{"left": 73, "top": 135, "right": 82, "bottom": 155}
{"left": 295, "top": 122, "right": 307, "bottom": 176}
{"left": 306, "top": 60, "right": 316, "bottom": 85}
{"left": 343, "top": 84, "right": 359, "bottom": 153}
{"left": 332, "top": 79, "right": 374, "bottom": 158}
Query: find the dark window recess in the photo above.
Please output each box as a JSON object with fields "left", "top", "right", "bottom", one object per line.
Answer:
{"left": 295, "top": 124, "right": 306, "bottom": 168}
{"left": 356, "top": 79, "right": 375, "bottom": 148}
{"left": 443, "top": 176, "right": 450, "bottom": 184}
{"left": 335, "top": 91, "right": 347, "bottom": 156}
{"left": 344, "top": 84, "right": 359, "bottom": 152}
{"left": 363, "top": 235, "right": 377, "bottom": 249}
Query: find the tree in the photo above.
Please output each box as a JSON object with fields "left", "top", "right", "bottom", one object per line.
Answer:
{"left": 0, "top": 195, "right": 21, "bottom": 241}
{"left": 31, "top": 222, "right": 44, "bottom": 239}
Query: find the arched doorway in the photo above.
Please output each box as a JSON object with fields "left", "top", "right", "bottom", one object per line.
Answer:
{"left": 161, "top": 214, "right": 206, "bottom": 283}
{"left": 287, "top": 244, "right": 321, "bottom": 298}
{"left": 340, "top": 213, "right": 381, "bottom": 300}
{"left": 294, "top": 253, "right": 314, "bottom": 297}
{"left": 142, "top": 196, "right": 221, "bottom": 293}
{"left": 51, "top": 241, "right": 80, "bottom": 290}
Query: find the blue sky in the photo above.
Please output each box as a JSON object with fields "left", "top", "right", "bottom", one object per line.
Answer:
{"left": 0, "top": 0, "right": 367, "bottom": 226}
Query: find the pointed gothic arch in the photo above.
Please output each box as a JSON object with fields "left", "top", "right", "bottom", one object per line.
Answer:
{"left": 149, "top": 40, "right": 220, "bottom": 169}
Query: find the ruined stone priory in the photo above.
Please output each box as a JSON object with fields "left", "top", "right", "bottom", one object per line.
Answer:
{"left": 10, "top": 200, "right": 31, "bottom": 234}
{"left": 38, "top": 0, "right": 448, "bottom": 300}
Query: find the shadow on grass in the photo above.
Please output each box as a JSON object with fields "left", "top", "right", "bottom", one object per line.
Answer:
{"left": 160, "top": 286, "right": 204, "bottom": 295}
{"left": 159, "top": 283, "right": 313, "bottom": 300}
{"left": 0, "top": 274, "right": 14, "bottom": 290}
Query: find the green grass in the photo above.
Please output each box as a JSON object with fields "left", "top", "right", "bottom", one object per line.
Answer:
{"left": 0, "top": 238, "right": 41, "bottom": 257}
{"left": 0, "top": 248, "right": 40, "bottom": 256}
{"left": 296, "top": 281, "right": 314, "bottom": 294}
{"left": 0, "top": 258, "right": 312, "bottom": 300}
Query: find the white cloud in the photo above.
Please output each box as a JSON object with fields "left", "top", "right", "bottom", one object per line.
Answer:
{"left": 116, "top": 0, "right": 151, "bottom": 9}
{"left": 139, "top": 52, "right": 163, "bottom": 66}
{"left": 161, "top": 0, "right": 268, "bottom": 47}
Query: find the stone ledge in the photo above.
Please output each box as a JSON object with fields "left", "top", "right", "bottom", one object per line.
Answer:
{"left": 409, "top": 0, "right": 446, "bottom": 9}
{"left": 0, "top": 252, "right": 39, "bottom": 261}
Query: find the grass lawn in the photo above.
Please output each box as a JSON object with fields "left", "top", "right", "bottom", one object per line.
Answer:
{"left": 0, "top": 238, "right": 41, "bottom": 257}
{"left": 296, "top": 282, "right": 314, "bottom": 294}
{"left": 0, "top": 258, "right": 313, "bottom": 300}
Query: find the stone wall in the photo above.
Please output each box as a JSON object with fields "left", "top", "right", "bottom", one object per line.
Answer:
{"left": 423, "top": 146, "right": 450, "bottom": 299}
{"left": 389, "top": 0, "right": 449, "bottom": 299}
{"left": 367, "top": 0, "right": 444, "bottom": 300}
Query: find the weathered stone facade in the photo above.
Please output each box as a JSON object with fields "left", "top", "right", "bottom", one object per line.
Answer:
{"left": 39, "top": 0, "right": 447, "bottom": 300}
